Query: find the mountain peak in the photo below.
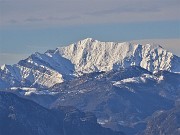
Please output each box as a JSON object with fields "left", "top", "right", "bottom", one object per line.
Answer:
{"left": 76, "top": 38, "right": 96, "bottom": 45}
{"left": 82, "top": 37, "right": 94, "bottom": 41}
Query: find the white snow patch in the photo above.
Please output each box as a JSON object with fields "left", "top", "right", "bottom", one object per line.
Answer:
{"left": 79, "top": 89, "right": 88, "bottom": 93}
{"left": 10, "top": 87, "right": 57, "bottom": 96}
{"left": 97, "top": 119, "right": 109, "bottom": 125}
{"left": 118, "top": 121, "right": 126, "bottom": 126}
{"left": 113, "top": 77, "right": 140, "bottom": 85}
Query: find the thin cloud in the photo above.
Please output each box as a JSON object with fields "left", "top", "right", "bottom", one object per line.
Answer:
{"left": 86, "top": 6, "right": 160, "bottom": 16}
{"left": 8, "top": 19, "right": 17, "bottom": 24}
{"left": 25, "top": 18, "right": 44, "bottom": 23}
{"left": 1, "top": 0, "right": 179, "bottom": 27}
{"left": 46, "top": 15, "right": 81, "bottom": 21}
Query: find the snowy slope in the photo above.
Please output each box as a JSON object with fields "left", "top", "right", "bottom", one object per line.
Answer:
{"left": 0, "top": 50, "right": 74, "bottom": 89}
{"left": 0, "top": 38, "right": 179, "bottom": 89}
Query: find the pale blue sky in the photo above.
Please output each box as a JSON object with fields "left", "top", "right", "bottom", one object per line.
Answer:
{"left": 0, "top": 0, "right": 180, "bottom": 65}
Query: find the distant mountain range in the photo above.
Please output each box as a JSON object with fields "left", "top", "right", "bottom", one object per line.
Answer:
{"left": 0, "top": 38, "right": 179, "bottom": 89}
{"left": 0, "top": 38, "right": 180, "bottom": 135}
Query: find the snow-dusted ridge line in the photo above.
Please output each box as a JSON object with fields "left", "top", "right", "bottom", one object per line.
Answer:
{"left": 0, "top": 38, "right": 180, "bottom": 89}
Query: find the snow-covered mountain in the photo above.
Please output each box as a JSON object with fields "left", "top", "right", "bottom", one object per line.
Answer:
{"left": 59, "top": 38, "right": 180, "bottom": 73}
{"left": 0, "top": 38, "right": 180, "bottom": 89}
